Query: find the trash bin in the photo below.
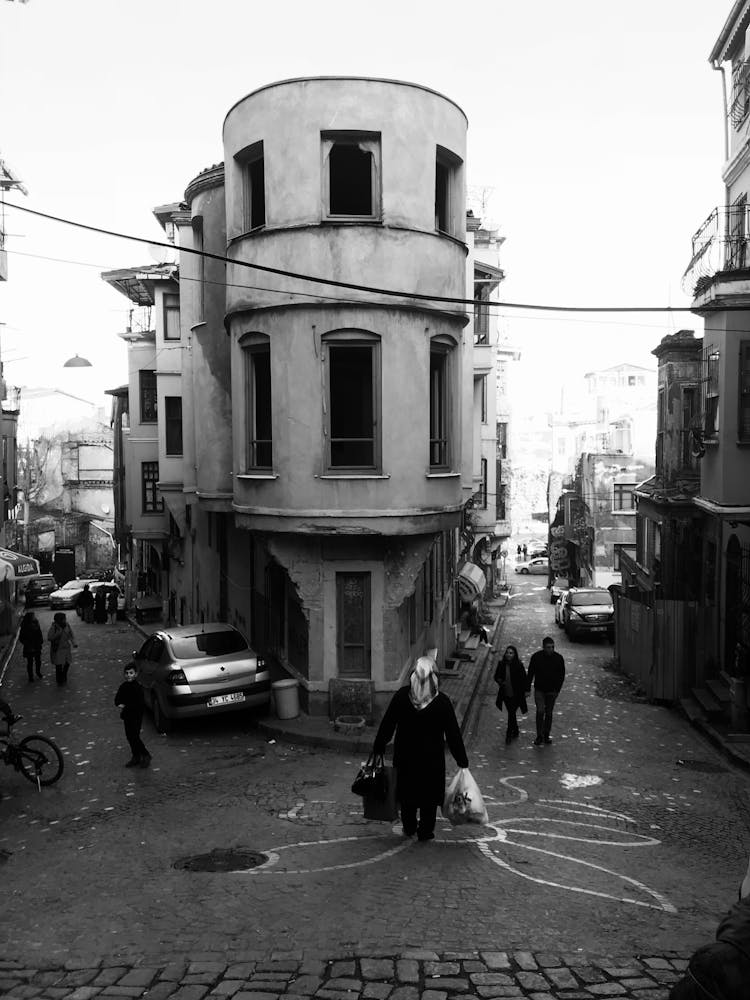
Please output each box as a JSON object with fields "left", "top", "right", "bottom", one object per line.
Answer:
{"left": 272, "top": 679, "right": 299, "bottom": 720}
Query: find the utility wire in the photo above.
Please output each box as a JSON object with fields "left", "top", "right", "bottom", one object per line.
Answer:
{"left": 3, "top": 199, "right": 699, "bottom": 315}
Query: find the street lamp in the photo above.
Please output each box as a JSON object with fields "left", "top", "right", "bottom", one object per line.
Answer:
{"left": 63, "top": 354, "right": 92, "bottom": 368}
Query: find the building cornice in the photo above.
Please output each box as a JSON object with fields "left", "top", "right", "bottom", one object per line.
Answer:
{"left": 184, "top": 164, "right": 225, "bottom": 205}
{"left": 722, "top": 135, "right": 750, "bottom": 186}
{"left": 710, "top": 0, "right": 750, "bottom": 64}
{"left": 694, "top": 496, "right": 750, "bottom": 517}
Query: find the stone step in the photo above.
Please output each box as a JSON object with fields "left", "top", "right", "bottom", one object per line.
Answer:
{"left": 679, "top": 695, "right": 705, "bottom": 724}
{"left": 691, "top": 686, "right": 724, "bottom": 716}
{"left": 706, "top": 676, "right": 731, "bottom": 704}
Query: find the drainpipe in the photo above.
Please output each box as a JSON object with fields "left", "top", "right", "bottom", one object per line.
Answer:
{"left": 713, "top": 59, "right": 730, "bottom": 165}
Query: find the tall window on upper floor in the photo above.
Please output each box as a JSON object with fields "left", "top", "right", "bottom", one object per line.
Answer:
{"left": 164, "top": 396, "right": 183, "bottom": 456}
{"left": 702, "top": 348, "right": 720, "bottom": 438}
{"left": 480, "top": 376, "right": 488, "bottom": 424}
{"left": 435, "top": 145, "right": 462, "bottom": 236}
{"left": 728, "top": 194, "right": 748, "bottom": 270}
{"left": 139, "top": 370, "right": 157, "bottom": 423}
{"left": 192, "top": 217, "right": 205, "bottom": 321}
{"left": 681, "top": 385, "right": 697, "bottom": 466}
{"left": 740, "top": 341, "right": 750, "bottom": 441}
{"left": 429, "top": 338, "right": 454, "bottom": 470}
{"left": 163, "top": 293, "right": 180, "bottom": 341}
{"left": 324, "top": 332, "right": 380, "bottom": 471}
{"left": 613, "top": 483, "right": 636, "bottom": 512}
{"left": 322, "top": 132, "right": 381, "bottom": 221}
{"left": 141, "top": 461, "right": 164, "bottom": 514}
{"left": 497, "top": 422, "right": 508, "bottom": 460}
{"left": 236, "top": 140, "right": 266, "bottom": 231}
{"left": 480, "top": 457, "right": 488, "bottom": 510}
{"left": 241, "top": 334, "right": 273, "bottom": 471}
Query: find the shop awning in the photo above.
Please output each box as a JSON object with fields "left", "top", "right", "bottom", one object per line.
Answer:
{"left": 0, "top": 548, "right": 40, "bottom": 581}
{"left": 457, "top": 562, "right": 487, "bottom": 603}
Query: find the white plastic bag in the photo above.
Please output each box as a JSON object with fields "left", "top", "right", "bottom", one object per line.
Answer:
{"left": 443, "top": 767, "right": 489, "bottom": 825}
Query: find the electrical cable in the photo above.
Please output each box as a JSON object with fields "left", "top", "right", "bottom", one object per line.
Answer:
{"left": 2, "top": 199, "right": 700, "bottom": 314}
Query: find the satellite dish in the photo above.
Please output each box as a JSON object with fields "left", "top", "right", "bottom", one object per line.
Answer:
{"left": 147, "top": 242, "right": 178, "bottom": 266}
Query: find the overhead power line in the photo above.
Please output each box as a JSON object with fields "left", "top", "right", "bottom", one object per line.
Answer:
{"left": 3, "top": 199, "right": 699, "bottom": 315}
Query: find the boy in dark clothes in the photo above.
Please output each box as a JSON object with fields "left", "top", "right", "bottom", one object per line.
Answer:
{"left": 114, "top": 664, "right": 151, "bottom": 768}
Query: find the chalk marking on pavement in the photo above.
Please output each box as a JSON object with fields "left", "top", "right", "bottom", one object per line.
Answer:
{"left": 477, "top": 838, "right": 677, "bottom": 913}
{"left": 538, "top": 799, "right": 634, "bottom": 823}
{"left": 498, "top": 819, "right": 661, "bottom": 847}
{"left": 243, "top": 834, "right": 414, "bottom": 875}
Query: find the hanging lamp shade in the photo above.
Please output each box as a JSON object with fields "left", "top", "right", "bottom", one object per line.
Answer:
{"left": 63, "top": 354, "right": 93, "bottom": 368}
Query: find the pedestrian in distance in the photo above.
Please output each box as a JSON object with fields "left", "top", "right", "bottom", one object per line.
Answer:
{"left": 19, "top": 610, "right": 44, "bottom": 682}
{"left": 494, "top": 645, "right": 528, "bottom": 744}
{"left": 106, "top": 587, "right": 118, "bottom": 625}
{"left": 526, "top": 635, "right": 565, "bottom": 746}
{"left": 373, "top": 655, "right": 468, "bottom": 842}
{"left": 114, "top": 663, "right": 151, "bottom": 768}
{"left": 459, "top": 600, "right": 490, "bottom": 645}
{"left": 516, "top": 544, "right": 522, "bottom": 559}
{"left": 78, "top": 583, "right": 95, "bottom": 623}
{"left": 522, "top": 543, "right": 528, "bottom": 559}
{"left": 669, "top": 855, "right": 750, "bottom": 999}
{"left": 94, "top": 586, "right": 107, "bottom": 624}
{"left": 47, "top": 612, "right": 77, "bottom": 686}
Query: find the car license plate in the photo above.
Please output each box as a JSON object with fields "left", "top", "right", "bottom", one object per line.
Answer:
{"left": 589, "top": 626, "right": 606, "bottom": 632}
{"left": 207, "top": 692, "right": 246, "bottom": 707}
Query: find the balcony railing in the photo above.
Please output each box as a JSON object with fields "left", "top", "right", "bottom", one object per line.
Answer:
{"left": 682, "top": 204, "right": 750, "bottom": 296}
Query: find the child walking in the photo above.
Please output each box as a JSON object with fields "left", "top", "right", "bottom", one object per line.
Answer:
{"left": 114, "top": 664, "right": 152, "bottom": 768}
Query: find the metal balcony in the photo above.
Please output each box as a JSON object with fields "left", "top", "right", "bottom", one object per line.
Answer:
{"left": 682, "top": 204, "right": 750, "bottom": 297}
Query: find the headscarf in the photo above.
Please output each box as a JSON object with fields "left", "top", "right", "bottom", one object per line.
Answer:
{"left": 409, "top": 656, "right": 439, "bottom": 710}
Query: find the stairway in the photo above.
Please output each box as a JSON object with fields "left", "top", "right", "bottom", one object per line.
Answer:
{"left": 680, "top": 672, "right": 731, "bottom": 724}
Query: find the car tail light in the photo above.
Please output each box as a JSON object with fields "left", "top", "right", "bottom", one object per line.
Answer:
{"left": 256, "top": 657, "right": 265, "bottom": 669}
{"left": 167, "top": 669, "right": 188, "bottom": 685}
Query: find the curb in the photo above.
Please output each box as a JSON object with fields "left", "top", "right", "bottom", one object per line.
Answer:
{"left": 690, "top": 715, "right": 750, "bottom": 773}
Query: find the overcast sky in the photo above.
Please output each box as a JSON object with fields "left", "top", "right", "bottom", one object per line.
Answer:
{"left": 0, "top": 0, "right": 728, "bottom": 415}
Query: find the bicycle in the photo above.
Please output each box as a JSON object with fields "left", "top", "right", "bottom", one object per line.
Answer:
{"left": 0, "top": 714, "right": 64, "bottom": 789}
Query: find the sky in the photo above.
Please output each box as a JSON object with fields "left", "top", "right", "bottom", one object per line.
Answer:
{"left": 0, "top": 0, "right": 730, "bottom": 418}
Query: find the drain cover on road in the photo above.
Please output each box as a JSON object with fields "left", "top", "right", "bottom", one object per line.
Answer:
{"left": 676, "top": 759, "right": 727, "bottom": 773}
{"left": 174, "top": 849, "right": 268, "bottom": 872}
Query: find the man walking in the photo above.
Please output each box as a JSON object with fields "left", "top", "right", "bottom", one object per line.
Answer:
{"left": 526, "top": 635, "right": 565, "bottom": 746}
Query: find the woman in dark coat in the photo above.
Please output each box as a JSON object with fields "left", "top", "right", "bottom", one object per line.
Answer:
{"left": 494, "top": 645, "right": 528, "bottom": 745}
{"left": 78, "top": 584, "right": 95, "bottom": 623}
{"left": 373, "top": 656, "right": 468, "bottom": 842}
{"left": 19, "top": 611, "right": 44, "bottom": 682}
{"left": 94, "top": 585, "right": 107, "bottom": 624}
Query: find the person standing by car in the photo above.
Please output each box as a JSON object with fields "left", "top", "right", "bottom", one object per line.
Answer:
{"left": 114, "top": 663, "right": 151, "bottom": 768}
{"left": 494, "top": 645, "right": 528, "bottom": 744}
{"left": 19, "top": 611, "right": 44, "bottom": 682}
{"left": 78, "top": 583, "right": 95, "bottom": 623}
{"left": 94, "top": 586, "right": 107, "bottom": 624}
{"left": 47, "top": 612, "right": 77, "bottom": 686}
{"left": 526, "top": 636, "right": 565, "bottom": 746}
{"left": 373, "top": 656, "right": 468, "bottom": 842}
{"left": 106, "top": 587, "right": 118, "bottom": 625}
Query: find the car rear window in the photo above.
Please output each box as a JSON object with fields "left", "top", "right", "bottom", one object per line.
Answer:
{"left": 62, "top": 581, "right": 83, "bottom": 590}
{"left": 171, "top": 630, "right": 249, "bottom": 658}
{"left": 569, "top": 590, "right": 612, "bottom": 607}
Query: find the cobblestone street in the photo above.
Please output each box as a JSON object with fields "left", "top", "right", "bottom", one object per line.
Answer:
{"left": 0, "top": 585, "right": 749, "bottom": 998}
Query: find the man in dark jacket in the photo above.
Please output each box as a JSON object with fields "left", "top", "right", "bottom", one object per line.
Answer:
{"left": 670, "top": 858, "right": 750, "bottom": 999}
{"left": 526, "top": 636, "right": 565, "bottom": 746}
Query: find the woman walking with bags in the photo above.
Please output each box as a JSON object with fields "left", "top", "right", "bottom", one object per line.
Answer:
{"left": 373, "top": 656, "right": 468, "bottom": 842}
{"left": 494, "top": 645, "right": 528, "bottom": 745}
{"left": 47, "top": 612, "right": 78, "bottom": 686}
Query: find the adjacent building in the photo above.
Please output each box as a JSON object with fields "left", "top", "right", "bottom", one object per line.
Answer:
{"left": 103, "top": 77, "right": 504, "bottom": 717}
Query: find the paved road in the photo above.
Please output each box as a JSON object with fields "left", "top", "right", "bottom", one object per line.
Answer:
{"left": 0, "top": 592, "right": 748, "bottom": 997}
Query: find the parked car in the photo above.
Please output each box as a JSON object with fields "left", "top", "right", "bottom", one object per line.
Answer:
{"left": 529, "top": 548, "right": 548, "bottom": 559}
{"left": 50, "top": 579, "right": 125, "bottom": 616}
{"left": 562, "top": 587, "right": 615, "bottom": 642}
{"left": 555, "top": 590, "right": 570, "bottom": 627}
{"left": 132, "top": 623, "right": 271, "bottom": 733}
{"left": 23, "top": 574, "right": 59, "bottom": 607}
{"left": 549, "top": 576, "right": 569, "bottom": 605}
{"left": 514, "top": 557, "right": 549, "bottom": 575}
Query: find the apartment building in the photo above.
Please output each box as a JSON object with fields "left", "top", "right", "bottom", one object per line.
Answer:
{"left": 104, "top": 77, "right": 499, "bottom": 717}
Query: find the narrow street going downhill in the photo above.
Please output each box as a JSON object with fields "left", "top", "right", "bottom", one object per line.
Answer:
{"left": 0, "top": 589, "right": 749, "bottom": 998}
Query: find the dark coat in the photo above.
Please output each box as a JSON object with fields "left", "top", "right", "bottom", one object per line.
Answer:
{"left": 115, "top": 680, "right": 146, "bottom": 722}
{"left": 94, "top": 587, "right": 107, "bottom": 623}
{"left": 373, "top": 688, "right": 468, "bottom": 807}
{"left": 493, "top": 659, "right": 528, "bottom": 713}
{"left": 527, "top": 649, "right": 565, "bottom": 693}
{"left": 670, "top": 896, "right": 750, "bottom": 999}
{"left": 19, "top": 615, "right": 43, "bottom": 655}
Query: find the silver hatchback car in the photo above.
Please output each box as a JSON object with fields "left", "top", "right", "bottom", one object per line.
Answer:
{"left": 132, "top": 623, "right": 271, "bottom": 732}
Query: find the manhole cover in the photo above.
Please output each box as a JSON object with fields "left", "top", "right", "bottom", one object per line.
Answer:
{"left": 676, "top": 759, "right": 727, "bottom": 773}
{"left": 174, "top": 849, "right": 268, "bottom": 872}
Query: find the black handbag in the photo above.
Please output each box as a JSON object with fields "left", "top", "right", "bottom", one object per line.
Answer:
{"left": 351, "top": 753, "right": 387, "bottom": 799}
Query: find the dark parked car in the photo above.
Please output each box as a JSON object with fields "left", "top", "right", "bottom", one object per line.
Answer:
{"left": 132, "top": 623, "right": 271, "bottom": 733}
{"left": 23, "top": 574, "right": 58, "bottom": 607}
{"left": 562, "top": 588, "right": 615, "bottom": 642}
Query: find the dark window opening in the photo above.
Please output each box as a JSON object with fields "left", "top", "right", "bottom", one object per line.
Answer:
{"left": 245, "top": 344, "right": 272, "bottom": 469}
{"left": 435, "top": 159, "right": 449, "bottom": 231}
{"left": 329, "top": 143, "right": 372, "bottom": 216}
{"left": 740, "top": 341, "right": 750, "bottom": 440}
{"left": 480, "top": 457, "right": 488, "bottom": 509}
{"left": 165, "top": 396, "right": 183, "bottom": 456}
{"left": 243, "top": 144, "right": 266, "bottom": 230}
{"left": 163, "top": 293, "right": 180, "bottom": 341}
{"left": 430, "top": 348, "right": 448, "bottom": 467}
{"left": 613, "top": 483, "right": 636, "bottom": 511}
{"left": 141, "top": 461, "right": 163, "bottom": 514}
{"left": 329, "top": 344, "right": 374, "bottom": 467}
{"left": 140, "top": 370, "right": 157, "bottom": 423}
{"left": 336, "top": 572, "right": 371, "bottom": 678}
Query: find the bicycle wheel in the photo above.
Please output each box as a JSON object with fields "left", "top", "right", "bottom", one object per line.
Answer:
{"left": 18, "top": 735, "right": 64, "bottom": 786}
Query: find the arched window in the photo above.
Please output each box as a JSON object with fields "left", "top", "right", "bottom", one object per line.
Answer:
{"left": 240, "top": 333, "right": 272, "bottom": 471}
